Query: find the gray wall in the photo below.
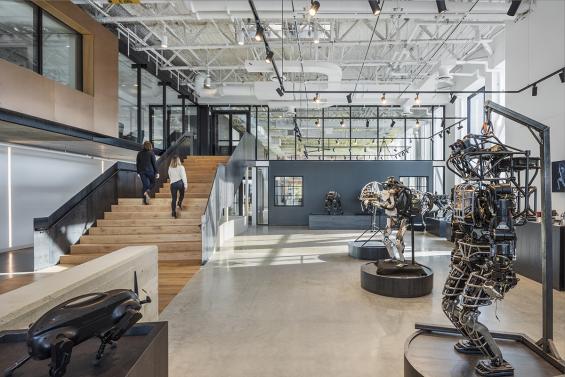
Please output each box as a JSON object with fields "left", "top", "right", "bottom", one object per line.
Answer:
{"left": 269, "top": 160, "right": 433, "bottom": 226}
{"left": 0, "top": 145, "right": 114, "bottom": 251}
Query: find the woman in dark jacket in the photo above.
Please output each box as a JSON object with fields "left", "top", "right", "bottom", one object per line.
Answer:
{"left": 136, "top": 141, "right": 159, "bottom": 204}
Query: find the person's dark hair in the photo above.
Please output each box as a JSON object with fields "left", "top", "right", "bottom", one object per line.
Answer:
{"left": 143, "top": 141, "right": 153, "bottom": 151}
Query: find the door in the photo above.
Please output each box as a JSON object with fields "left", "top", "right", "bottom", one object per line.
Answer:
{"left": 211, "top": 111, "right": 250, "bottom": 155}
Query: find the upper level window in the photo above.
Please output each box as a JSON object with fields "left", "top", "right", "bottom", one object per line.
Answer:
{"left": 0, "top": 0, "right": 37, "bottom": 71}
{"left": 42, "top": 12, "right": 82, "bottom": 90}
{"left": 0, "top": 1, "right": 82, "bottom": 91}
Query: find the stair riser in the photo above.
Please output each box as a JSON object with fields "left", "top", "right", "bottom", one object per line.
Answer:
{"left": 89, "top": 226, "right": 200, "bottom": 235}
{"left": 80, "top": 235, "right": 201, "bottom": 244}
{"left": 71, "top": 243, "right": 201, "bottom": 254}
{"left": 104, "top": 212, "right": 201, "bottom": 220}
{"left": 111, "top": 205, "right": 206, "bottom": 212}
{"left": 97, "top": 219, "right": 201, "bottom": 227}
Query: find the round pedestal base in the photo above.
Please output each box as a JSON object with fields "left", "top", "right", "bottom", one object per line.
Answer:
{"left": 348, "top": 240, "right": 388, "bottom": 260}
{"left": 404, "top": 329, "right": 563, "bottom": 377}
{"left": 360, "top": 261, "right": 433, "bottom": 297}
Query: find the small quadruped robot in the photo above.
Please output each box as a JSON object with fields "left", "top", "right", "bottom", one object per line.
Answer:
{"left": 4, "top": 273, "right": 151, "bottom": 377}
{"left": 442, "top": 126, "right": 539, "bottom": 376}
{"left": 324, "top": 191, "right": 343, "bottom": 215}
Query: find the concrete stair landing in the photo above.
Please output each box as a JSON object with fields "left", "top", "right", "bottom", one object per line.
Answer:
{"left": 59, "top": 155, "right": 229, "bottom": 312}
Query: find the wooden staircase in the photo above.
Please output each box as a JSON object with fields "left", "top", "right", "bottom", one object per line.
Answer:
{"left": 60, "top": 155, "right": 229, "bottom": 312}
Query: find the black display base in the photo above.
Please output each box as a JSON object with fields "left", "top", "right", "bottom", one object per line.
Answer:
{"left": 360, "top": 261, "right": 433, "bottom": 297}
{"left": 404, "top": 324, "right": 565, "bottom": 377}
{"left": 348, "top": 240, "right": 389, "bottom": 260}
{"left": 0, "top": 322, "right": 168, "bottom": 377}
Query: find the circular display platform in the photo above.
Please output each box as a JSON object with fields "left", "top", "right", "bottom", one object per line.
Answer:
{"left": 360, "top": 261, "right": 433, "bottom": 297}
{"left": 348, "top": 240, "right": 388, "bottom": 260}
{"left": 404, "top": 329, "right": 563, "bottom": 377}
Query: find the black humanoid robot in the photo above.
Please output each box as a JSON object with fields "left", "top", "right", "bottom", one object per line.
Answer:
{"left": 4, "top": 273, "right": 151, "bottom": 377}
{"left": 442, "top": 127, "right": 539, "bottom": 376}
{"left": 324, "top": 191, "right": 343, "bottom": 215}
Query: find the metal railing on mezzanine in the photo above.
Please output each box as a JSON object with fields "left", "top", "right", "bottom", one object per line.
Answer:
{"left": 201, "top": 133, "right": 257, "bottom": 264}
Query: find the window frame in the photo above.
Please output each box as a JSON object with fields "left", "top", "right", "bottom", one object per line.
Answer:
{"left": 273, "top": 176, "right": 304, "bottom": 207}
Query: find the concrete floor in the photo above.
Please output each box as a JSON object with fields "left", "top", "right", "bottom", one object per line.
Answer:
{"left": 161, "top": 227, "right": 565, "bottom": 377}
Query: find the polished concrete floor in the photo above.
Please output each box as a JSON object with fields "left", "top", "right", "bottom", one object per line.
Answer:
{"left": 161, "top": 227, "right": 565, "bottom": 377}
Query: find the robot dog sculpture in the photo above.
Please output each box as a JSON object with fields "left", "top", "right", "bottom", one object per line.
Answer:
{"left": 442, "top": 129, "right": 539, "bottom": 376}
{"left": 4, "top": 272, "right": 151, "bottom": 377}
{"left": 324, "top": 191, "right": 343, "bottom": 215}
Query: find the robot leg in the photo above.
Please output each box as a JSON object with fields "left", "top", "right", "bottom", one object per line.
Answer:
{"left": 442, "top": 248, "right": 475, "bottom": 348}
{"left": 460, "top": 272, "right": 513, "bottom": 377}
{"left": 395, "top": 219, "right": 408, "bottom": 262}
{"left": 49, "top": 337, "right": 74, "bottom": 377}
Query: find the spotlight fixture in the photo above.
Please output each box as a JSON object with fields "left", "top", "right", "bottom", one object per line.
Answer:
{"left": 346, "top": 93, "right": 353, "bottom": 104}
{"left": 560, "top": 69, "right": 565, "bottom": 83}
{"left": 313, "top": 92, "right": 321, "bottom": 103}
{"left": 436, "top": 0, "right": 447, "bottom": 14}
{"left": 366, "top": 119, "right": 370, "bottom": 128}
{"left": 315, "top": 119, "right": 320, "bottom": 127}
{"left": 255, "top": 25, "right": 264, "bottom": 41}
{"left": 446, "top": 128, "right": 451, "bottom": 135}
{"left": 390, "top": 120, "right": 396, "bottom": 128}
{"left": 276, "top": 87, "right": 284, "bottom": 97}
{"left": 340, "top": 119, "right": 345, "bottom": 127}
{"left": 203, "top": 75, "right": 212, "bottom": 89}
{"left": 368, "top": 0, "right": 381, "bottom": 15}
{"left": 450, "top": 93, "right": 457, "bottom": 104}
{"left": 507, "top": 0, "right": 522, "bottom": 16}
{"left": 237, "top": 28, "right": 245, "bottom": 45}
{"left": 380, "top": 93, "right": 386, "bottom": 105}
{"left": 457, "top": 124, "right": 463, "bottom": 130}
{"left": 335, "top": 139, "right": 338, "bottom": 144}
{"left": 309, "top": 0, "right": 320, "bottom": 16}
{"left": 439, "top": 133, "right": 443, "bottom": 139}
{"left": 414, "top": 93, "right": 421, "bottom": 106}
{"left": 265, "top": 49, "right": 274, "bottom": 64}
{"left": 415, "top": 119, "right": 420, "bottom": 128}
{"left": 532, "top": 84, "right": 538, "bottom": 96}
{"left": 372, "top": 138, "right": 376, "bottom": 144}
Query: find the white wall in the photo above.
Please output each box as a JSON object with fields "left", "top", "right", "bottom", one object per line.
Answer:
{"left": 0, "top": 145, "right": 113, "bottom": 251}
{"left": 505, "top": 0, "right": 565, "bottom": 213}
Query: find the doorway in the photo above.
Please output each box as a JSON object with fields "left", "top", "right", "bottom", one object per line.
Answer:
{"left": 211, "top": 111, "right": 250, "bottom": 155}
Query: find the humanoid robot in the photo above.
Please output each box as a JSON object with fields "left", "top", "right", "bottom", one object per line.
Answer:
{"left": 442, "top": 127, "right": 539, "bottom": 376}
{"left": 376, "top": 177, "right": 413, "bottom": 264}
{"left": 421, "top": 192, "right": 453, "bottom": 225}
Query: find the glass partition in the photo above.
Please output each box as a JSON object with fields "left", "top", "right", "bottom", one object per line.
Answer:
{"left": 118, "top": 54, "right": 137, "bottom": 141}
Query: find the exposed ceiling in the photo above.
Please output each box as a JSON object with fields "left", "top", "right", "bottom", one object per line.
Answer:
{"left": 75, "top": 0, "right": 533, "bottom": 109}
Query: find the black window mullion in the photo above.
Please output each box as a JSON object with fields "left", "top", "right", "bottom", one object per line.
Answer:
{"left": 36, "top": 6, "right": 42, "bottom": 75}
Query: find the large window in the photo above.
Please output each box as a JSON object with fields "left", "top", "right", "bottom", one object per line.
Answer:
{"left": 0, "top": 1, "right": 82, "bottom": 90}
{"left": 257, "top": 105, "right": 456, "bottom": 161}
{"left": 118, "top": 54, "right": 138, "bottom": 141}
{"left": 400, "top": 176, "right": 429, "bottom": 193}
{"left": 274, "top": 176, "right": 303, "bottom": 207}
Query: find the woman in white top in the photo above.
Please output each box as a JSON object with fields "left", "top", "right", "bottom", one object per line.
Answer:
{"left": 168, "top": 155, "right": 188, "bottom": 218}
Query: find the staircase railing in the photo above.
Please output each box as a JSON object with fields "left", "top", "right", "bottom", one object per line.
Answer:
{"left": 33, "top": 133, "right": 193, "bottom": 270}
{"left": 201, "top": 133, "right": 256, "bottom": 264}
